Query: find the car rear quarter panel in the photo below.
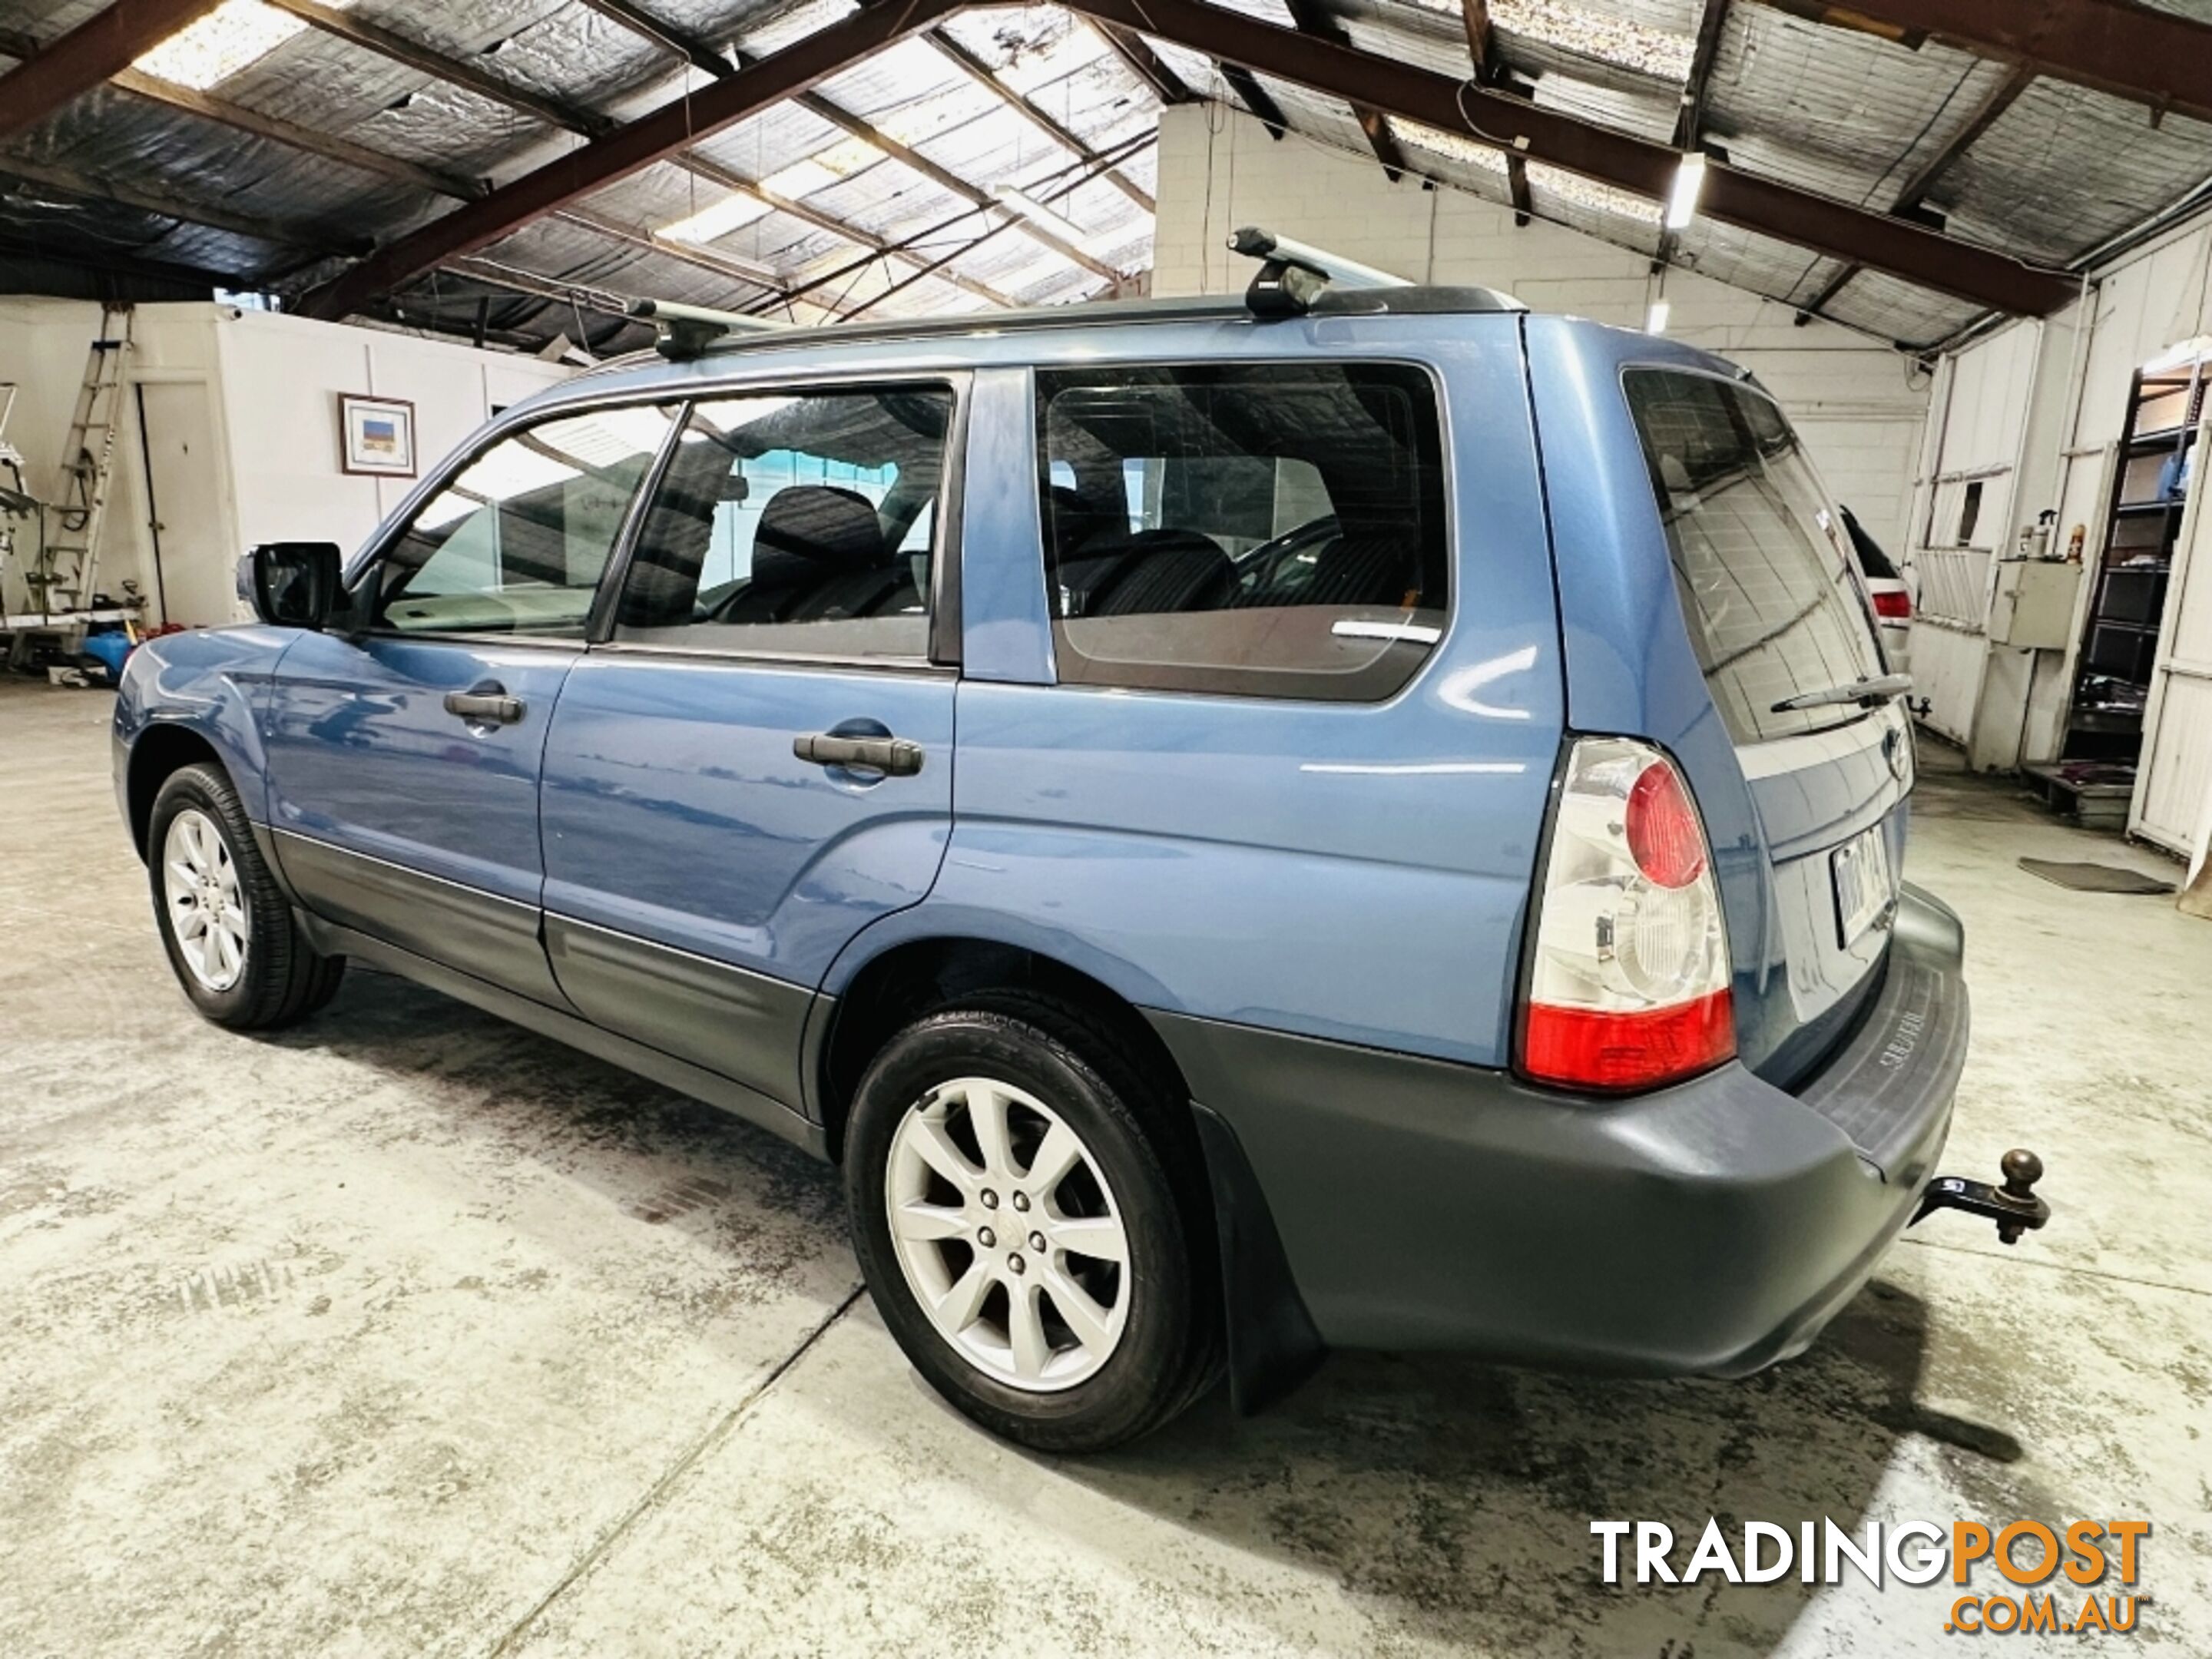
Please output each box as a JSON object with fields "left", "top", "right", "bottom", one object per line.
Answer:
{"left": 843, "top": 320, "right": 1565, "bottom": 1068}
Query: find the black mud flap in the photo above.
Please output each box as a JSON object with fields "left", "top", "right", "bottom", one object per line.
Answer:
{"left": 1912, "top": 1148, "right": 2051, "bottom": 1244}
{"left": 1191, "top": 1102, "right": 1327, "bottom": 1414}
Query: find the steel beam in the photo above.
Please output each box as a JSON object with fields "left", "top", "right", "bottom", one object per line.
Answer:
{"left": 575, "top": 0, "right": 1121, "bottom": 284}
{"left": 1796, "top": 61, "right": 2034, "bottom": 316}
{"left": 1283, "top": 0, "right": 1402, "bottom": 181}
{"left": 0, "top": 154, "right": 368, "bottom": 257}
{"left": 922, "top": 29, "right": 1154, "bottom": 212}
{"left": 298, "top": 0, "right": 965, "bottom": 320}
{"left": 108, "top": 68, "right": 487, "bottom": 200}
{"left": 0, "top": 0, "right": 223, "bottom": 138}
{"left": 1459, "top": 0, "right": 1530, "bottom": 224}
{"left": 1219, "top": 62, "right": 1289, "bottom": 140}
{"left": 1771, "top": 0, "right": 2212, "bottom": 127}
{"left": 261, "top": 0, "right": 605, "bottom": 135}
{"left": 1073, "top": 0, "right": 2075, "bottom": 315}
{"left": 1088, "top": 22, "right": 1190, "bottom": 105}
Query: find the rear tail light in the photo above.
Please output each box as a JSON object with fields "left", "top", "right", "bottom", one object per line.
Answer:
{"left": 1518, "top": 737, "right": 1734, "bottom": 1093}
{"left": 1871, "top": 588, "right": 1912, "bottom": 620}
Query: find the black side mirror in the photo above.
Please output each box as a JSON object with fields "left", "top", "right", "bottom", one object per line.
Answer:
{"left": 243, "top": 541, "right": 343, "bottom": 630}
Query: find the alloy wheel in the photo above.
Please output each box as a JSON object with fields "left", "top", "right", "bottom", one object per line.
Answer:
{"left": 884, "top": 1075, "right": 1131, "bottom": 1392}
{"left": 164, "top": 808, "right": 249, "bottom": 992}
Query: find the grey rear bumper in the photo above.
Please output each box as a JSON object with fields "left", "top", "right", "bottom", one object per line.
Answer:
{"left": 1150, "top": 882, "right": 1966, "bottom": 1377}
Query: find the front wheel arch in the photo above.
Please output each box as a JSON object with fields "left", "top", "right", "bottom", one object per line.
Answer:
{"left": 127, "top": 724, "right": 226, "bottom": 862}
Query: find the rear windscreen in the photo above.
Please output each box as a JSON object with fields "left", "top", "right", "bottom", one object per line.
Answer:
{"left": 1624, "top": 369, "right": 1884, "bottom": 743}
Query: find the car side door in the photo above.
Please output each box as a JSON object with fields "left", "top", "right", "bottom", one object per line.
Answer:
{"left": 537, "top": 377, "right": 962, "bottom": 1111}
{"left": 263, "top": 400, "right": 680, "bottom": 1004}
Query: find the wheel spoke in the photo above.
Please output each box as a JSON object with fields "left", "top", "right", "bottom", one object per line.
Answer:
{"left": 177, "top": 905, "right": 209, "bottom": 940}
{"left": 1048, "top": 1214, "right": 1127, "bottom": 1264}
{"left": 891, "top": 1200, "right": 969, "bottom": 1243}
{"left": 1006, "top": 1282, "right": 1051, "bottom": 1379}
{"left": 1041, "top": 1268, "right": 1116, "bottom": 1354}
{"left": 908, "top": 1115, "right": 981, "bottom": 1192}
{"left": 932, "top": 1260, "right": 994, "bottom": 1334}
{"left": 166, "top": 859, "right": 198, "bottom": 893}
{"left": 965, "top": 1082, "right": 1015, "bottom": 1179}
{"left": 1025, "top": 1122, "right": 1083, "bottom": 1192}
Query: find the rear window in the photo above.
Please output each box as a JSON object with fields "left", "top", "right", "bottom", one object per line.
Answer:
{"left": 1036, "top": 362, "right": 1449, "bottom": 701}
{"left": 1624, "top": 369, "right": 1883, "bottom": 743}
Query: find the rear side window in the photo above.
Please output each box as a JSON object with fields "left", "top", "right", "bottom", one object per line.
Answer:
{"left": 1624, "top": 370, "right": 1883, "bottom": 743}
{"left": 1036, "top": 362, "right": 1449, "bottom": 700}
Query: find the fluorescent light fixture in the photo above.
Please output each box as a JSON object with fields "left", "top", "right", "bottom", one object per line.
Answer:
{"left": 1646, "top": 299, "right": 1671, "bottom": 334}
{"left": 2141, "top": 335, "right": 2212, "bottom": 374}
{"left": 134, "top": 0, "right": 307, "bottom": 90}
{"left": 1664, "top": 153, "right": 1707, "bottom": 230}
{"left": 658, "top": 194, "right": 772, "bottom": 246}
{"left": 992, "top": 185, "right": 1098, "bottom": 252}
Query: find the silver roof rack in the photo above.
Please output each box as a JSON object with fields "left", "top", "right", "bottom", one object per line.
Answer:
{"left": 628, "top": 298, "right": 789, "bottom": 361}
{"left": 1228, "top": 227, "right": 1409, "bottom": 318}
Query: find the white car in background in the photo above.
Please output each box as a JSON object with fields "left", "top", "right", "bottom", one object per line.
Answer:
{"left": 1841, "top": 505, "right": 1912, "bottom": 674}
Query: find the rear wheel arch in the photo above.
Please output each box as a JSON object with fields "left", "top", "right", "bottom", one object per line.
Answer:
{"left": 128, "top": 724, "right": 226, "bottom": 861}
{"left": 816, "top": 936, "right": 1190, "bottom": 1167}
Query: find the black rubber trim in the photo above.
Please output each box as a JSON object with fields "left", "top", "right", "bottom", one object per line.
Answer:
{"left": 1190, "top": 1102, "right": 1327, "bottom": 1415}
{"left": 296, "top": 912, "right": 827, "bottom": 1158}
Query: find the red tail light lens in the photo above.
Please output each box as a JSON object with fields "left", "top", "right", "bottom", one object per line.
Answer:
{"left": 1871, "top": 588, "right": 1911, "bottom": 619}
{"left": 1625, "top": 762, "right": 1706, "bottom": 888}
{"left": 1523, "top": 990, "right": 1735, "bottom": 1094}
{"left": 1518, "top": 738, "right": 1735, "bottom": 1094}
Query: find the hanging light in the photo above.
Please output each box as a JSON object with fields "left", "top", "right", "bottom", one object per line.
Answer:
{"left": 1646, "top": 299, "right": 1671, "bottom": 335}
{"left": 1664, "top": 153, "right": 1707, "bottom": 231}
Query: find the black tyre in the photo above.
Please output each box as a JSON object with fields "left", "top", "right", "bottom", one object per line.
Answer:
{"left": 147, "top": 762, "right": 345, "bottom": 1029}
{"left": 845, "top": 994, "right": 1220, "bottom": 1452}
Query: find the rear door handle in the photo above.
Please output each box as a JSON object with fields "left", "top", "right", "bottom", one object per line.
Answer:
{"left": 793, "top": 732, "right": 924, "bottom": 776}
{"left": 443, "top": 689, "right": 525, "bottom": 724}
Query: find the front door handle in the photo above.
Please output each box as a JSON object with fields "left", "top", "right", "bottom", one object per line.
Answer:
{"left": 444, "top": 688, "right": 525, "bottom": 724}
{"left": 794, "top": 732, "right": 924, "bottom": 776}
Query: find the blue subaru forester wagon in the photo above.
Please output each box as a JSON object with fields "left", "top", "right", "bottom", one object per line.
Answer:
{"left": 114, "top": 257, "right": 2039, "bottom": 1451}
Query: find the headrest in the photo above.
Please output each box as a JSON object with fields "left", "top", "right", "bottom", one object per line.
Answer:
{"left": 755, "top": 485, "right": 883, "bottom": 575}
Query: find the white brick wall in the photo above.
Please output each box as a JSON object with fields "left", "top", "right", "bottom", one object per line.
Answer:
{"left": 1153, "top": 106, "right": 1931, "bottom": 551}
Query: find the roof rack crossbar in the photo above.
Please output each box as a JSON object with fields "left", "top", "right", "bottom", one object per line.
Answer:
{"left": 629, "top": 297, "right": 789, "bottom": 360}
{"left": 1227, "top": 226, "right": 1410, "bottom": 319}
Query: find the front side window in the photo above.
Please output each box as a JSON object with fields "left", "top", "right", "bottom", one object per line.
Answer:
{"left": 372, "top": 404, "right": 677, "bottom": 637}
{"left": 612, "top": 386, "right": 952, "bottom": 661}
{"left": 1625, "top": 370, "right": 1883, "bottom": 743}
{"left": 1037, "top": 362, "right": 1450, "bottom": 700}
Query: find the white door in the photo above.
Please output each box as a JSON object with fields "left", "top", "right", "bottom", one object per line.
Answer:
{"left": 2132, "top": 414, "right": 2212, "bottom": 852}
{"left": 136, "top": 381, "right": 233, "bottom": 628}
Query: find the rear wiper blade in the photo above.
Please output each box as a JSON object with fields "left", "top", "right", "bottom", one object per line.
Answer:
{"left": 1770, "top": 673, "right": 1914, "bottom": 714}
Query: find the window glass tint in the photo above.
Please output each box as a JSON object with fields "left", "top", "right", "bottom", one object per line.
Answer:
{"left": 1624, "top": 370, "right": 1883, "bottom": 743}
{"left": 614, "top": 386, "right": 951, "bottom": 660}
{"left": 1037, "top": 363, "right": 1449, "bottom": 700}
{"left": 374, "top": 405, "right": 675, "bottom": 637}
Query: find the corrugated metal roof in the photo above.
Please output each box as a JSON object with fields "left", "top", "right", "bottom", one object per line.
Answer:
{"left": 2, "top": 0, "right": 2210, "bottom": 354}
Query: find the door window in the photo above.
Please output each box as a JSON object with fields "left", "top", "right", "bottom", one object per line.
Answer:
{"left": 612, "top": 386, "right": 954, "bottom": 661}
{"left": 371, "top": 404, "right": 677, "bottom": 637}
{"left": 1036, "top": 363, "right": 1450, "bottom": 700}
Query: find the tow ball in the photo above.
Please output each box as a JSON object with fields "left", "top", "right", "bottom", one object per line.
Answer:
{"left": 1912, "top": 1149, "right": 2051, "bottom": 1244}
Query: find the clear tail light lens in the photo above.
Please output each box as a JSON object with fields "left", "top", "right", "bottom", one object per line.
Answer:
{"left": 1871, "top": 588, "right": 1911, "bottom": 619}
{"left": 1519, "top": 737, "right": 1734, "bottom": 1093}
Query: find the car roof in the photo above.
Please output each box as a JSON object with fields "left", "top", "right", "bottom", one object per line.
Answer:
{"left": 576, "top": 284, "right": 1528, "bottom": 380}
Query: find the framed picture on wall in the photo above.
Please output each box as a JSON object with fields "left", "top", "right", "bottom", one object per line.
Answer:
{"left": 338, "top": 394, "right": 417, "bottom": 477}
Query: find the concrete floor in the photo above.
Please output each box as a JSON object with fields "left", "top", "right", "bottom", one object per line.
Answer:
{"left": 2, "top": 678, "right": 2208, "bottom": 1657}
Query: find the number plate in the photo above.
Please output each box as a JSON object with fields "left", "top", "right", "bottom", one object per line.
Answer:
{"left": 1831, "top": 824, "right": 1896, "bottom": 947}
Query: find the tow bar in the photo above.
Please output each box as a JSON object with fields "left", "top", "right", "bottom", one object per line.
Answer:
{"left": 1912, "top": 1149, "right": 2051, "bottom": 1244}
